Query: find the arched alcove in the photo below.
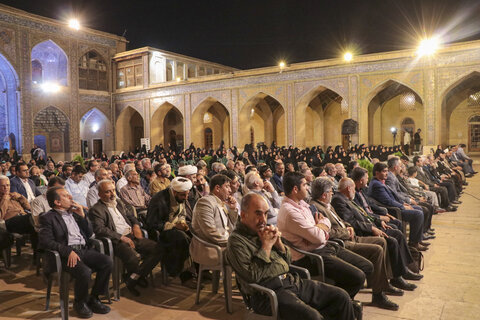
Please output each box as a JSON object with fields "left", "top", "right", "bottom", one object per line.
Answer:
{"left": 239, "top": 93, "right": 285, "bottom": 147}
{"left": 0, "top": 53, "right": 21, "bottom": 152}
{"left": 191, "top": 98, "right": 230, "bottom": 149}
{"left": 441, "top": 71, "right": 480, "bottom": 149}
{"left": 80, "top": 108, "right": 112, "bottom": 157}
{"left": 150, "top": 102, "right": 184, "bottom": 150}
{"left": 31, "top": 40, "right": 68, "bottom": 86}
{"left": 33, "top": 106, "right": 70, "bottom": 154}
{"left": 367, "top": 80, "right": 423, "bottom": 145}
{"left": 116, "top": 106, "right": 144, "bottom": 152}
{"left": 295, "top": 86, "right": 346, "bottom": 148}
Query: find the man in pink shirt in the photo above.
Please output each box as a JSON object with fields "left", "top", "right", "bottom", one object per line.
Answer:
{"left": 278, "top": 172, "right": 372, "bottom": 301}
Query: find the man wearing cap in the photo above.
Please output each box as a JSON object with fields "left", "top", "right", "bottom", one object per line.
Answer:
{"left": 178, "top": 164, "right": 202, "bottom": 226}
{"left": 190, "top": 174, "right": 238, "bottom": 266}
{"left": 146, "top": 177, "right": 197, "bottom": 288}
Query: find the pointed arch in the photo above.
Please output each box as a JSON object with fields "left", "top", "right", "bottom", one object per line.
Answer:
{"left": 150, "top": 102, "right": 184, "bottom": 150}
{"left": 365, "top": 80, "right": 424, "bottom": 145}
{"left": 78, "top": 50, "right": 108, "bottom": 91}
{"left": 80, "top": 108, "right": 113, "bottom": 157}
{"left": 116, "top": 106, "right": 144, "bottom": 152}
{"left": 0, "top": 52, "right": 21, "bottom": 152}
{"left": 239, "top": 92, "right": 285, "bottom": 147}
{"left": 440, "top": 71, "right": 480, "bottom": 147}
{"left": 295, "top": 85, "right": 346, "bottom": 148}
{"left": 191, "top": 97, "right": 230, "bottom": 149}
{"left": 31, "top": 40, "right": 68, "bottom": 86}
{"left": 33, "top": 106, "right": 70, "bottom": 154}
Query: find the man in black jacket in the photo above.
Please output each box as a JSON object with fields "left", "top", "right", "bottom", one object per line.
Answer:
{"left": 146, "top": 177, "right": 196, "bottom": 288}
{"left": 39, "top": 187, "right": 111, "bottom": 318}
{"left": 89, "top": 180, "right": 163, "bottom": 297}
{"left": 333, "top": 177, "right": 422, "bottom": 291}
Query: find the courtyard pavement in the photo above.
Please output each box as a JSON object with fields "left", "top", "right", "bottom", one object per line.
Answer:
{"left": 1, "top": 164, "right": 479, "bottom": 320}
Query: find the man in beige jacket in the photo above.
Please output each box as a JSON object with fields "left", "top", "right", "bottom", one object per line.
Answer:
{"left": 190, "top": 174, "right": 238, "bottom": 266}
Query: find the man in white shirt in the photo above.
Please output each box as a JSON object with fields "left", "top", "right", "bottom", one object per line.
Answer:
{"left": 86, "top": 168, "right": 109, "bottom": 208}
{"left": 65, "top": 165, "right": 89, "bottom": 208}
{"left": 31, "top": 176, "right": 65, "bottom": 231}
{"left": 116, "top": 163, "right": 135, "bottom": 193}
{"left": 10, "top": 163, "right": 41, "bottom": 202}
{"left": 83, "top": 160, "right": 99, "bottom": 186}
{"left": 89, "top": 180, "right": 163, "bottom": 297}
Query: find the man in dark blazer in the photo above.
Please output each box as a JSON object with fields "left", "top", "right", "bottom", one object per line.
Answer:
{"left": 39, "top": 186, "right": 111, "bottom": 318}
{"left": 368, "top": 163, "right": 426, "bottom": 251}
{"left": 89, "top": 180, "right": 163, "bottom": 297}
{"left": 333, "top": 177, "right": 422, "bottom": 289}
{"left": 146, "top": 177, "right": 196, "bottom": 288}
{"left": 10, "top": 163, "right": 41, "bottom": 201}
{"left": 413, "top": 156, "right": 455, "bottom": 211}
{"left": 386, "top": 157, "right": 434, "bottom": 239}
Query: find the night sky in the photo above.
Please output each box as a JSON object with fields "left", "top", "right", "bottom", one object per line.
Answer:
{"left": 2, "top": 0, "right": 480, "bottom": 69}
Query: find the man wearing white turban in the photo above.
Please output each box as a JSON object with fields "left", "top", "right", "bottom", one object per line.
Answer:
{"left": 146, "top": 177, "right": 198, "bottom": 288}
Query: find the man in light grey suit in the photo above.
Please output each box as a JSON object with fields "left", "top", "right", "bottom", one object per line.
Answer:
{"left": 190, "top": 174, "right": 238, "bottom": 266}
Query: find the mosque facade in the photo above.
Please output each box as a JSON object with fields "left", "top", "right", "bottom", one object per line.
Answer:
{"left": 1, "top": 4, "right": 480, "bottom": 161}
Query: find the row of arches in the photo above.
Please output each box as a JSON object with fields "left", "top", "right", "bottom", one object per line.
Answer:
{"left": 31, "top": 39, "right": 108, "bottom": 91}
{"left": 2, "top": 47, "right": 480, "bottom": 155}
{"left": 116, "top": 72, "right": 480, "bottom": 152}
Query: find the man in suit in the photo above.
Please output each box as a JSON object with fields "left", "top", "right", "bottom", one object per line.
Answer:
{"left": 89, "top": 180, "right": 163, "bottom": 297}
{"left": 413, "top": 156, "right": 456, "bottom": 211}
{"left": 10, "top": 163, "right": 41, "bottom": 202}
{"left": 146, "top": 177, "right": 196, "bottom": 288}
{"left": 368, "top": 163, "right": 426, "bottom": 251}
{"left": 352, "top": 167, "right": 418, "bottom": 268}
{"left": 386, "top": 157, "right": 434, "bottom": 241}
{"left": 310, "top": 177, "right": 404, "bottom": 310}
{"left": 190, "top": 174, "right": 237, "bottom": 266}
{"left": 39, "top": 186, "right": 112, "bottom": 318}
{"left": 333, "top": 177, "right": 421, "bottom": 290}
{"left": 271, "top": 161, "right": 285, "bottom": 195}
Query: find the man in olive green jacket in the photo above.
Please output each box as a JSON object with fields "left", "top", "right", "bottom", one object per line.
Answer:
{"left": 226, "top": 193, "right": 354, "bottom": 320}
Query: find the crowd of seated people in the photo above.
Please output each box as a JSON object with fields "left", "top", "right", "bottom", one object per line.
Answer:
{"left": 0, "top": 141, "right": 476, "bottom": 319}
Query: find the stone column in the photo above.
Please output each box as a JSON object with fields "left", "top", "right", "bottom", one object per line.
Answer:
{"left": 143, "top": 54, "right": 149, "bottom": 89}
{"left": 20, "top": 30, "right": 33, "bottom": 156}
{"left": 349, "top": 75, "right": 359, "bottom": 145}
{"left": 184, "top": 94, "right": 191, "bottom": 146}
{"left": 424, "top": 66, "right": 436, "bottom": 146}
{"left": 144, "top": 98, "right": 150, "bottom": 139}
{"left": 231, "top": 89, "right": 239, "bottom": 147}
{"left": 69, "top": 39, "right": 80, "bottom": 157}
{"left": 286, "top": 83, "right": 294, "bottom": 146}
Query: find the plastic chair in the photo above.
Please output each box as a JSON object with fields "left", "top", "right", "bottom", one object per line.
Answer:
{"left": 44, "top": 238, "right": 107, "bottom": 320}
{"left": 281, "top": 237, "right": 325, "bottom": 282}
{"left": 237, "top": 265, "right": 311, "bottom": 320}
{"left": 191, "top": 230, "right": 233, "bottom": 313}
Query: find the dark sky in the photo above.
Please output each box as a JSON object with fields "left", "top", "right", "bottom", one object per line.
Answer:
{"left": 2, "top": 0, "right": 480, "bottom": 69}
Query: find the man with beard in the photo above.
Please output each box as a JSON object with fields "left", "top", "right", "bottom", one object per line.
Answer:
{"left": 89, "top": 180, "right": 163, "bottom": 297}
{"left": 146, "top": 177, "right": 197, "bottom": 288}
{"left": 150, "top": 163, "right": 171, "bottom": 195}
{"left": 178, "top": 165, "right": 202, "bottom": 226}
